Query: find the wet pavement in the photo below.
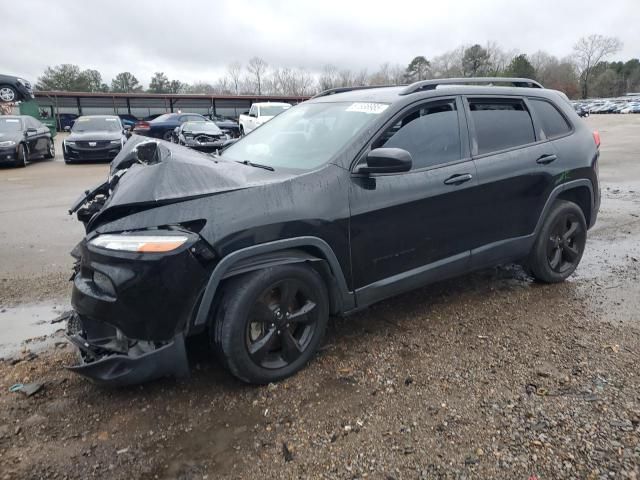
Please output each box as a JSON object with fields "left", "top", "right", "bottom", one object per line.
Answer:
{"left": 0, "top": 302, "right": 68, "bottom": 358}
{"left": 0, "top": 115, "right": 639, "bottom": 479}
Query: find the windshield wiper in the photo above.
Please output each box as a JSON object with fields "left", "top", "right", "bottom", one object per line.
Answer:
{"left": 236, "top": 160, "right": 275, "bottom": 171}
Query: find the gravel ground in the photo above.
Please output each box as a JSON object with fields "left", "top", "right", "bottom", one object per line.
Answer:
{"left": 0, "top": 115, "right": 639, "bottom": 479}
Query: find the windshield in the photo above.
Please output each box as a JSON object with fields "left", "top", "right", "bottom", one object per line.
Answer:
{"left": 182, "top": 122, "right": 222, "bottom": 134}
{"left": 0, "top": 118, "right": 22, "bottom": 132}
{"left": 72, "top": 117, "right": 121, "bottom": 132}
{"left": 222, "top": 102, "right": 388, "bottom": 170}
{"left": 260, "top": 105, "right": 290, "bottom": 116}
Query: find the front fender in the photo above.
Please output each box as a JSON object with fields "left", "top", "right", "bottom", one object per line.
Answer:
{"left": 192, "top": 236, "right": 354, "bottom": 329}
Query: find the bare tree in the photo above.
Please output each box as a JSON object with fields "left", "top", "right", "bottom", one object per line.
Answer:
{"left": 485, "top": 41, "right": 515, "bottom": 76}
{"left": 318, "top": 64, "right": 339, "bottom": 90}
{"left": 294, "top": 69, "right": 315, "bottom": 95}
{"left": 431, "top": 46, "right": 465, "bottom": 78}
{"left": 246, "top": 57, "right": 269, "bottom": 95}
{"left": 573, "top": 34, "right": 622, "bottom": 98}
{"left": 338, "top": 69, "right": 355, "bottom": 87}
{"left": 226, "top": 62, "right": 242, "bottom": 94}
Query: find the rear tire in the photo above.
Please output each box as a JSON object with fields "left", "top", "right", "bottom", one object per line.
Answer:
{"left": 162, "top": 130, "right": 173, "bottom": 142}
{"left": 212, "top": 264, "right": 329, "bottom": 384}
{"left": 528, "top": 200, "right": 587, "bottom": 283}
{"left": 44, "top": 139, "right": 55, "bottom": 159}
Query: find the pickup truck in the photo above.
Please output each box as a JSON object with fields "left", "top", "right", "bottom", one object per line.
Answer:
{"left": 238, "top": 102, "right": 290, "bottom": 135}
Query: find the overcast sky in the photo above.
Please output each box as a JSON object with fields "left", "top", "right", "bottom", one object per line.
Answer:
{"left": 3, "top": 0, "right": 638, "bottom": 87}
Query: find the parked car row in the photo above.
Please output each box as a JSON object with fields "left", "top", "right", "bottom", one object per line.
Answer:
{"left": 572, "top": 99, "right": 640, "bottom": 114}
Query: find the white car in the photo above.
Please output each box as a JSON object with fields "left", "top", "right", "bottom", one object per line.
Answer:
{"left": 238, "top": 102, "right": 291, "bottom": 135}
{"left": 620, "top": 103, "right": 640, "bottom": 114}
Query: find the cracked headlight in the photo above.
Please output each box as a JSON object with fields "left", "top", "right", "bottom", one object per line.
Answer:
{"left": 89, "top": 234, "right": 189, "bottom": 253}
{"left": 0, "top": 140, "right": 16, "bottom": 147}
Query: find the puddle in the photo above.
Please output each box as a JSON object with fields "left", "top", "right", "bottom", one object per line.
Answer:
{"left": 0, "top": 301, "right": 69, "bottom": 358}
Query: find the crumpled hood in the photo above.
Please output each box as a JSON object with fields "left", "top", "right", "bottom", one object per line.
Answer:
{"left": 67, "top": 130, "right": 123, "bottom": 142}
{"left": 100, "top": 135, "right": 289, "bottom": 211}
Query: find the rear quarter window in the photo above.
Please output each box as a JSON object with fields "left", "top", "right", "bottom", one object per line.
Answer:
{"left": 468, "top": 98, "right": 535, "bottom": 155}
{"left": 529, "top": 98, "right": 572, "bottom": 139}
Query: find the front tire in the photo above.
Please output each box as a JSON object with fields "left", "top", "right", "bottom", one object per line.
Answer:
{"left": 212, "top": 264, "right": 329, "bottom": 384}
{"left": 14, "top": 144, "right": 27, "bottom": 168}
{"left": 528, "top": 200, "right": 587, "bottom": 283}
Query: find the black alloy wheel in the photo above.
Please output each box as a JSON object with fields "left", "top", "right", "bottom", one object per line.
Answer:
{"left": 546, "top": 212, "right": 585, "bottom": 274}
{"left": 213, "top": 264, "right": 329, "bottom": 384}
{"left": 246, "top": 278, "right": 319, "bottom": 369}
{"left": 528, "top": 200, "right": 587, "bottom": 283}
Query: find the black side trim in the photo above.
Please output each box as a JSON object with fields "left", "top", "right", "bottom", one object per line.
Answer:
{"left": 354, "top": 251, "right": 470, "bottom": 310}
{"left": 471, "top": 234, "right": 535, "bottom": 270}
{"left": 194, "top": 237, "right": 353, "bottom": 326}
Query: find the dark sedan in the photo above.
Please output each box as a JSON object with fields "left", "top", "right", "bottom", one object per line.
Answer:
{"left": 0, "top": 115, "right": 55, "bottom": 167}
{"left": 0, "top": 74, "right": 34, "bottom": 103}
{"left": 117, "top": 114, "right": 139, "bottom": 129}
{"left": 133, "top": 112, "right": 208, "bottom": 141}
{"left": 205, "top": 114, "right": 241, "bottom": 137}
{"left": 173, "top": 121, "right": 230, "bottom": 152}
{"left": 63, "top": 115, "right": 127, "bottom": 164}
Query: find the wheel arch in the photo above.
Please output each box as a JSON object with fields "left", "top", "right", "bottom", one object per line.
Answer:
{"left": 192, "top": 237, "right": 354, "bottom": 330}
{"left": 556, "top": 185, "right": 592, "bottom": 226}
{"left": 535, "top": 179, "right": 594, "bottom": 235}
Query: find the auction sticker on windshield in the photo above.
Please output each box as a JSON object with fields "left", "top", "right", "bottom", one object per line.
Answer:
{"left": 346, "top": 103, "right": 389, "bottom": 114}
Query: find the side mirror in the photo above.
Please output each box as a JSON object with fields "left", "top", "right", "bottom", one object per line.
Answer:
{"left": 64, "top": 126, "right": 71, "bottom": 132}
{"left": 173, "top": 126, "right": 179, "bottom": 133}
{"left": 249, "top": 112, "right": 257, "bottom": 118}
{"left": 26, "top": 127, "right": 38, "bottom": 135}
{"left": 355, "top": 148, "right": 413, "bottom": 175}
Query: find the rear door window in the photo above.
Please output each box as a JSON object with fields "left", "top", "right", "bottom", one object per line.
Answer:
{"left": 373, "top": 99, "right": 461, "bottom": 170}
{"left": 529, "top": 98, "right": 571, "bottom": 139}
{"left": 468, "top": 98, "right": 535, "bottom": 155}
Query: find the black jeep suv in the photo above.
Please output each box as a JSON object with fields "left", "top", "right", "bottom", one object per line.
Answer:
{"left": 66, "top": 78, "right": 600, "bottom": 386}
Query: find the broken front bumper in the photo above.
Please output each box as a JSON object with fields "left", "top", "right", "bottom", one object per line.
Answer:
{"left": 66, "top": 234, "right": 214, "bottom": 386}
{"left": 66, "top": 313, "right": 189, "bottom": 386}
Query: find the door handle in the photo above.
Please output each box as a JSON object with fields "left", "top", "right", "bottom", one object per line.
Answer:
{"left": 443, "top": 173, "right": 473, "bottom": 185}
{"left": 536, "top": 154, "right": 557, "bottom": 165}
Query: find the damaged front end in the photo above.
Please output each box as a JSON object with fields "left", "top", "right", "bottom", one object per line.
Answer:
{"left": 64, "top": 136, "right": 232, "bottom": 386}
{"left": 65, "top": 313, "right": 189, "bottom": 387}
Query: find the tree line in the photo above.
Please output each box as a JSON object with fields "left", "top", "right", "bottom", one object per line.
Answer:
{"left": 35, "top": 34, "right": 638, "bottom": 99}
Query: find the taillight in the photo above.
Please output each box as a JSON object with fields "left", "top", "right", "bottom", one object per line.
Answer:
{"left": 134, "top": 121, "right": 150, "bottom": 131}
{"left": 593, "top": 130, "right": 601, "bottom": 148}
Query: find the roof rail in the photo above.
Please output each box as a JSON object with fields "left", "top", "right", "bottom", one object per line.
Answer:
{"left": 399, "top": 77, "right": 543, "bottom": 95}
{"left": 310, "top": 85, "right": 400, "bottom": 99}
